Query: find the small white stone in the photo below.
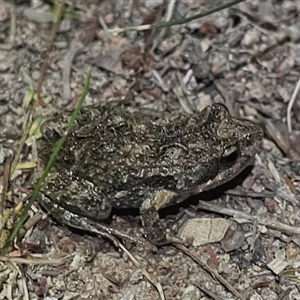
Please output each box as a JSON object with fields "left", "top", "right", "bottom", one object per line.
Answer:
{"left": 178, "top": 218, "right": 230, "bottom": 246}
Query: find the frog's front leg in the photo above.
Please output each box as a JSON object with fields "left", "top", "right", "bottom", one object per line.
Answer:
{"left": 140, "top": 190, "right": 180, "bottom": 244}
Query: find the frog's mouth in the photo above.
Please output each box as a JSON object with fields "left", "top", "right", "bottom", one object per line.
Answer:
{"left": 196, "top": 144, "right": 253, "bottom": 193}
{"left": 219, "top": 145, "right": 239, "bottom": 169}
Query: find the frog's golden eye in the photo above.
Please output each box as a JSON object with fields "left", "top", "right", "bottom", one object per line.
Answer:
{"left": 220, "top": 145, "right": 239, "bottom": 169}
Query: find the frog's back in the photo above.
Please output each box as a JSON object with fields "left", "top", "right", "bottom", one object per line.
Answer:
{"left": 38, "top": 103, "right": 262, "bottom": 210}
{"left": 39, "top": 104, "right": 222, "bottom": 209}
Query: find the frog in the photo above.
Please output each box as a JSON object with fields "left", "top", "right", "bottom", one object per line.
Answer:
{"left": 36, "top": 103, "right": 263, "bottom": 244}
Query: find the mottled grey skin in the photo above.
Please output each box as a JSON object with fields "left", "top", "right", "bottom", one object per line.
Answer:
{"left": 37, "top": 103, "right": 263, "bottom": 243}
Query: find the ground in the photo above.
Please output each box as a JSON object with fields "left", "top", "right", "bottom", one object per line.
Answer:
{"left": 0, "top": 0, "right": 300, "bottom": 299}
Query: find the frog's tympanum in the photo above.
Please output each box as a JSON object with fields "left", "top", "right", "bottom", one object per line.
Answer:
{"left": 37, "top": 103, "right": 263, "bottom": 244}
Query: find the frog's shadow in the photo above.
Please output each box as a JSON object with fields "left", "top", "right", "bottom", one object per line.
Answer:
{"left": 66, "top": 166, "right": 253, "bottom": 240}
{"left": 111, "top": 165, "right": 254, "bottom": 219}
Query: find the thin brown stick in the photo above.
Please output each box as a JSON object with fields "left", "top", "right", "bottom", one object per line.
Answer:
{"left": 9, "top": 0, "right": 16, "bottom": 45}
{"left": 175, "top": 244, "right": 246, "bottom": 300}
{"left": 109, "top": 0, "right": 246, "bottom": 34}
{"left": 197, "top": 200, "right": 300, "bottom": 235}
{"left": 119, "top": 243, "right": 165, "bottom": 300}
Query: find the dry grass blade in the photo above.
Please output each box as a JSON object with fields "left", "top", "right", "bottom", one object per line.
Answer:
{"left": 17, "top": 213, "right": 43, "bottom": 241}
{"left": 287, "top": 76, "right": 300, "bottom": 133}
{"left": 118, "top": 242, "right": 165, "bottom": 300}
{"left": 0, "top": 255, "right": 65, "bottom": 265}
{"left": 151, "top": 0, "right": 176, "bottom": 53}
{"left": 109, "top": 0, "right": 246, "bottom": 34}
{"left": 10, "top": 0, "right": 66, "bottom": 176}
{"left": 5, "top": 261, "right": 30, "bottom": 300}
{"left": 8, "top": 1, "right": 16, "bottom": 45}
{"left": 280, "top": 268, "right": 300, "bottom": 284}
{"left": 0, "top": 161, "right": 11, "bottom": 232}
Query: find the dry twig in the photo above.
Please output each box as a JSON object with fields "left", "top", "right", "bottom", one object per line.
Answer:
{"left": 118, "top": 243, "right": 165, "bottom": 300}
{"left": 287, "top": 76, "right": 300, "bottom": 132}
{"left": 63, "top": 40, "right": 82, "bottom": 100}
{"left": 175, "top": 244, "right": 247, "bottom": 300}
{"left": 151, "top": 0, "right": 177, "bottom": 52}
{"left": 108, "top": 0, "right": 246, "bottom": 34}
{"left": 197, "top": 200, "right": 300, "bottom": 235}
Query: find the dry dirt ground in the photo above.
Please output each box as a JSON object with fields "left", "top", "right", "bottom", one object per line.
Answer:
{"left": 1, "top": 0, "right": 300, "bottom": 299}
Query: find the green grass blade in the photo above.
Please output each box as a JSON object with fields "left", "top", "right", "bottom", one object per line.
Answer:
{"left": 5, "top": 69, "right": 92, "bottom": 248}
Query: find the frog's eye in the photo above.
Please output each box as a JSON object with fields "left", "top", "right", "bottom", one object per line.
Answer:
{"left": 211, "top": 104, "right": 230, "bottom": 121}
{"left": 243, "top": 134, "right": 254, "bottom": 147}
{"left": 220, "top": 145, "right": 239, "bottom": 169}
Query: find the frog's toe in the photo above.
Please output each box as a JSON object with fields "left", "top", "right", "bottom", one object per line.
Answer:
{"left": 146, "top": 229, "right": 186, "bottom": 246}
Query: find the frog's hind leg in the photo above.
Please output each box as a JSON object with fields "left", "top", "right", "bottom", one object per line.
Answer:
{"left": 140, "top": 189, "right": 180, "bottom": 244}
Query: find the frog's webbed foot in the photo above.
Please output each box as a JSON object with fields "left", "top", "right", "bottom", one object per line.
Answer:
{"left": 140, "top": 190, "right": 186, "bottom": 245}
{"left": 140, "top": 205, "right": 166, "bottom": 244}
{"left": 82, "top": 219, "right": 157, "bottom": 251}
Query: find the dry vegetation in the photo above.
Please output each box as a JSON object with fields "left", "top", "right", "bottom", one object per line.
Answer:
{"left": 0, "top": 0, "right": 300, "bottom": 299}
